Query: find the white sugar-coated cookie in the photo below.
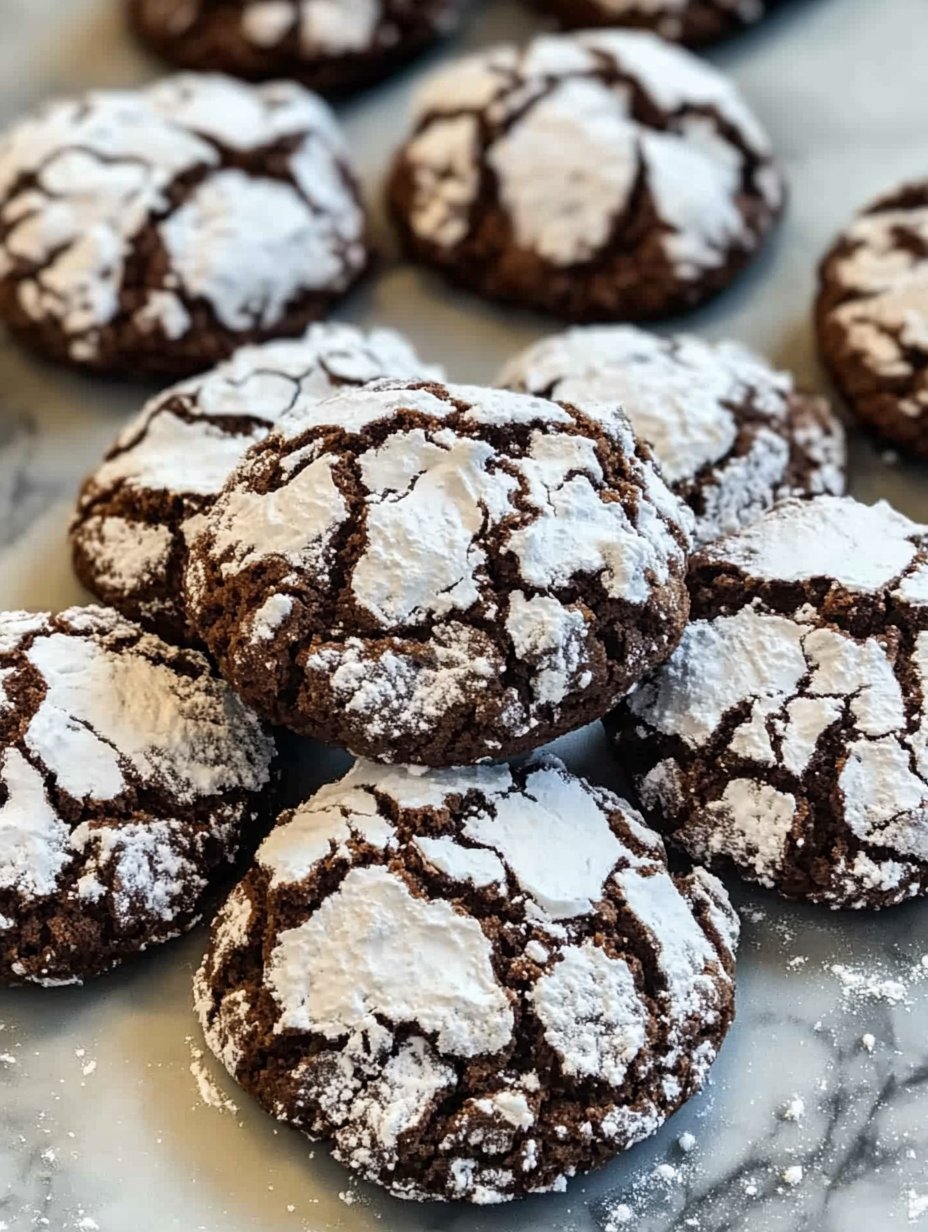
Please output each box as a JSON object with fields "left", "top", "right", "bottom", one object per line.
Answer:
{"left": 71, "top": 324, "right": 441, "bottom": 643}
{"left": 610, "top": 495, "right": 928, "bottom": 909}
{"left": 388, "top": 31, "right": 783, "bottom": 321}
{"left": 0, "top": 74, "right": 368, "bottom": 375}
{"left": 501, "top": 326, "right": 846, "bottom": 545}
{"left": 817, "top": 181, "right": 928, "bottom": 458}
{"left": 0, "top": 605, "right": 275, "bottom": 985}
{"left": 184, "top": 377, "right": 694, "bottom": 766}
{"left": 195, "top": 755, "right": 738, "bottom": 1203}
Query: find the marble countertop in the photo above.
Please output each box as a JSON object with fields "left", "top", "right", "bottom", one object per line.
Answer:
{"left": 1, "top": 1, "right": 928, "bottom": 1229}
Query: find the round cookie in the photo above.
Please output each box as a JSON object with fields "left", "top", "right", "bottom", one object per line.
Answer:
{"left": 195, "top": 755, "right": 739, "bottom": 1203}
{"left": 0, "top": 74, "right": 368, "bottom": 376}
{"left": 608, "top": 495, "right": 928, "bottom": 909}
{"left": 500, "top": 326, "right": 846, "bottom": 546}
{"left": 71, "top": 324, "right": 441, "bottom": 645}
{"left": 532, "top": 0, "right": 774, "bottom": 48}
{"left": 184, "top": 378, "right": 694, "bottom": 766}
{"left": 128, "top": 0, "right": 459, "bottom": 95}
{"left": 816, "top": 182, "right": 928, "bottom": 458}
{"left": 387, "top": 31, "right": 784, "bottom": 322}
{"left": 0, "top": 605, "right": 275, "bottom": 985}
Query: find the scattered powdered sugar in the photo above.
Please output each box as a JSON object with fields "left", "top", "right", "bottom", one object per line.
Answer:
{"left": 0, "top": 74, "right": 364, "bottom": 362}
{"left": 188, "top": 1038, "right": 239, "bottom": 1117}
{"left": 404, "top": 30, "right": 780, "bottom": 275}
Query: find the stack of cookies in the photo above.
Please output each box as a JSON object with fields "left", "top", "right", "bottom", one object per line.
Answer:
{"left": 1, "top": 0, "right": 927, "bottom": 1214}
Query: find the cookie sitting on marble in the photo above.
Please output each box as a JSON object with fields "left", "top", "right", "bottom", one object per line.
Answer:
{"left": 184, "top": 378, "right": 694, "bottom": 766}
{"left": 0, "top": 74, "right": 368, "bottom": 376}
{"left": 71, "top": 324, "right": 440, "bottom": 645}
{"left": 128, "top": 0, "right": 460, "bottom": 95}
{"left": 195, "top": 756, "right": 739, "bottom": 1203}
{"left": 531, "top": 0, "right": 775, "bottom": 48}
{"left": 608, "top": 495, "right": 928, "bottom": 909}
{"left": 0, "top": 605, "right": 275, "bottom": 986}
{"left": 816, "top": 181, "right": 928, "bottom": 458}
{"left": 501, "top": 326, "right": 846, "bottom": 546}
{"left": 387, "top": 31, "right": 784, "bottom": 321}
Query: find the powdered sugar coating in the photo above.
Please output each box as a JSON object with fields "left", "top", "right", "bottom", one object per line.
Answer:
{"left": 72, "top": 324, "right": 439, "bottom": 642}
{"left": 195, "top": 755, "right": 738, "bottom": 1202}
{"left": 612, "top": 495, "right": 928, "bottom": 908}
{"left": 501, "top": 326, "right": 845, "bottom": 544}
{"left": 186, "top": 378, "right": 693, "bottom": 765}
{"left": 0, "top": 74, "right": 366, "bottom": 373}
{"left": 391, "top": 30, "right": 782, "bottom": 318}
{"left": 0, "top": 605, "right": 274, "bottom": 985}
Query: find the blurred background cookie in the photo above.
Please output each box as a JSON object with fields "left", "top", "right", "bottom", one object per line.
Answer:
{"left": 0, "top": 74, "right": 368, "bottom": 376}
{"left": 817, "top": 181, "right": 928, "bottom": 459}
{"left": 128, "top": 0, "right": 460, "bottom": 94}
{"left": 531, "top": 0, "right": 775, "bottom": 48}
{"left": 388, "top": 31, "right": 784, "bottom": 321}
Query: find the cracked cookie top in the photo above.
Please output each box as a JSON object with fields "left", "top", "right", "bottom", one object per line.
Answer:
{"left": 0, "top": 605, "right": 275, "bottom": 985}
{"left": 71, "top": 324, "right": 441, "bottom": 645}
{"left": 609, "top": 495, "right": 928, "bottom": 908}
{"left": 184, "top": 377, "right": 693, "bottom": 766}
{"left": 500, "top": 326, "right": 846, "bottom": 545}
{"left": 0, "top": 74, "right": 367, "bottom": 375}
{"left": 129, "top": 0, "right": 459, "bottom": 94}
{"left": 388, "top": 30, "right": 784, "bottom": 321}
{"left": 816, "top": 181, "right": 928, "bottom": 458}
{"left": 533, "top": 0, "right": 773, "bottom": 48}
{"left": 194, "top": 755, "right": 738, "bottom": 1203}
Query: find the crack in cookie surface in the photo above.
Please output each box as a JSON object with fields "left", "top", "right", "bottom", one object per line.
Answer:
{"left": 0, "top": 74, "right": 368, "bottom": 374}
{"left": 0, "top": 605, "right": 275, "bottom": 985}
{"left": 608, "top": 495, "right": 928, "bottom": 908}
{"left": 71, "top": 324, "right": 441, "bottom": 644}
{"left": 387, "top": 30, "right": 784, "bottom": 321}
{"left": 194, "top": 755, "right": 738, "bottom": 1203}
{"left": 185, "top": 378, "right": 693, "bottom": 765}
{"left": 500, "top": 325, "right": 846, "bottom": 545}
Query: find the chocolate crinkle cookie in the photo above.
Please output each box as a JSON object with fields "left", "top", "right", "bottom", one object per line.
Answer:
{"left": 532, "top": 0, "right": 774, "bottom": 48}
{"left": 128, "top": 0, "right": 459, "bottom": 95}
{"left": 501, "top": 326, "right": 846, "bottom": 546}
{"left": 608, "top": 495, "right": 928, "bottom": 909}
{"left": 0, "top": 74, "right": 368, "bottom": 376}
{"left": 71, "top": 324, "right": 440, "bottom": 645}
{"left": 816, "top": 181, "right": 928, "bottom": 458}
{"left": 0, "top": 606, "right": 275, "bottom": 986}
{"left": 184, "top": 378, "right": 694, "bottom": 766}
{"left": 387, "top": 31, "right": 784, "bottom": 321}
{"left": 195, "top": 756, "right": 739, "bottom": 1203}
